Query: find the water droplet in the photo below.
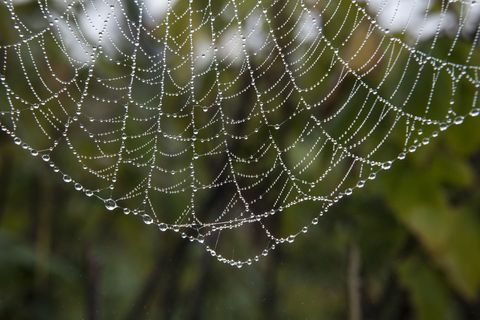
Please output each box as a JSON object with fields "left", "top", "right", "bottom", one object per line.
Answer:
{"left": 440, "top": 123, "right": 449, "bottom": 131}
{"left": 13, "top": 137, "right": 21, "bottom": 145}
{"left": 104, "top": 199, "right": 117, "bottom": 211}
{"left": 453, "top": 116, "right": 464, "bottom": 125}
{"left": 74, "top": 183, "right": 83, "bottom": 191}
{"left": 287, "top": 236, "right": 295, "bottom": 243}
{"left": 63, "top": 175, "right": 72, "bottom": 183}
{"left": 142, "top": 214, "right": 153, "bottom": 225}
{"left": 345, "top": 188, "right": 353, "bottom": 195}
{"left": 159, "top": 223, "right": 168, "bottom": 231}
{"left": 41, "top": 154, "right": 50, "bottom": 162}
{"left": 85, "top": 189, "right": 93, "bottom": 197}
{"left": 469, "top": 108, "right": 480, "bottom": 117}
{"left": 312, "top": 218, "right": 319, "bottom": 225}
{"left": 382, "top": 161, "right": 392, "bottom": 170}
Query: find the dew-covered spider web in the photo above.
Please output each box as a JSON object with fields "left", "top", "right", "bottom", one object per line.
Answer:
{"left": 0, "top": 0, "right": 479, "bottom": 267}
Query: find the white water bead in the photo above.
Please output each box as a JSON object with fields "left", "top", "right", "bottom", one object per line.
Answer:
{"left": 470, "top": 109, "right": 480, "bottom": 117}
{"left": 453, "top": 116, "right": 465, "bottom": 125}
{"left": 104, "top": 199, "right": 117, "bottom": 211}
{"left": 382, "top": 161, "right": 393, "bottom": 170}
{"left": 142, "top": 214, "right": 154, "bottom": 225}
{"left": 440, "top": 123, "right": 449, "bottom": 131}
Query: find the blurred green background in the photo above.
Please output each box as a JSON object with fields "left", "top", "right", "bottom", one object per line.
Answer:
{"left": 1, "top": 0, "right": 480, "bottom": 319}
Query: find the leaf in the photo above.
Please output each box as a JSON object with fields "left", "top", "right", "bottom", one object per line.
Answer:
{"left": 385, "top": 163, "right": 480, "bottom": 299}
{"left": 397, "top": 255, "right": 459, "bottom": 320}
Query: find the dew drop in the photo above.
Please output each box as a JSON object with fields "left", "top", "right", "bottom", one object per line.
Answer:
{"left": 453, "top": 116, "right": 464, "bottom": 125}
{"left": 104, "top": 199, "right": 117, "bottom": 211}
{"left": 142, "top": 214, "right": 153, "bottom": 225}
{"left": 159, "top": 223, "right": 168, "bottom": 231}
{"left": 469, "top": 108, "right": 480, "bottom": 117}
{"left": 382, "top": 161, "right": 392, "bottom": 170}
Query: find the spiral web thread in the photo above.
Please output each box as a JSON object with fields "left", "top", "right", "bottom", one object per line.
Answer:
{"left": 0, "top": 0, "right": 479, "bottom": 267}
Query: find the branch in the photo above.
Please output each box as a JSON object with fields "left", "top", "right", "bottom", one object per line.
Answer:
{"left": 348, "top": 243, "right": 362, "bottom": 320}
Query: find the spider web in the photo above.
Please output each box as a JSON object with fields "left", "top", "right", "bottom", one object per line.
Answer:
{"left": 0, "top": 0, "right": 479, "bottom": 267}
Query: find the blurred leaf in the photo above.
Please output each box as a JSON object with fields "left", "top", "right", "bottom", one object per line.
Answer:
{"left": 398, "top": 255, "right": 459, "bottom": 320}
{"left": 386, "top": 162, "right": 480, "bottom": 299}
